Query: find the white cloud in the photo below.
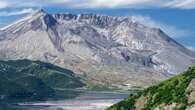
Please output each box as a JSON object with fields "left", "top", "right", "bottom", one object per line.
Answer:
{"left": 0, "top": 8, "right": 35, "bottom": 16}
{"left": 165, "top": 0, "right": 195, "bottom": 9}
{"left": 0, "top": 1, "right": 10, "bottom": 9}
{"left": 70, "top": 0, "right": 157, "bottom": 8}
{"left": 0, "top": 0, "right": 195, "bottom": 9}
{"left": 131, "top": 15, "right": 195, "bottom": 38}
{"left": 187, "top": 46, "right": 195, "bottom": 51}
{"left": 56, "top": 0, "right": 195, "bottom": 9}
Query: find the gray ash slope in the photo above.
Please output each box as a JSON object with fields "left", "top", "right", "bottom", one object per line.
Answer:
{"left": 0, "top": 9, "right": 195, "bottom": 88}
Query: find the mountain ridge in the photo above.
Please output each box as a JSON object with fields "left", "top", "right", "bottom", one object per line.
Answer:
{"left": 0, "top": 9, "right": 195, "bottom": 88}
{"left": 0, "top": 59, "right": 84, "bottom": 102}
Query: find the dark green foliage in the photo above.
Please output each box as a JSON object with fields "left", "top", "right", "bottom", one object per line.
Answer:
{"left": 107, "top": 66, "right": 195, "bottom": 110}
{"left": 107, "top": 92, "right": 142, "bottom": 110}
{"left": 9, "top": 76, "right": 54, "bottom": 100}
{"left": 0, "top": 59, "right": 84, "bottom": 101}
{"left": 0, "top": 59, "right": 84, "bottom": 88}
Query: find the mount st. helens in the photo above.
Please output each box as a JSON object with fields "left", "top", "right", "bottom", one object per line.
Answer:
{"left": 0, "top": 9, "right": 195, "bottom": 88}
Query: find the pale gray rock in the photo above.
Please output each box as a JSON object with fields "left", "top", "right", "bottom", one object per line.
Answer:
{"left": 0, "top": 9, "right": 195, "bottom": 88}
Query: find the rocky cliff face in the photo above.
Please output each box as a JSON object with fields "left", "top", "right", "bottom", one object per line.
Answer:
{"left": 0, "top": 9, "right": 195, "bottom": 88}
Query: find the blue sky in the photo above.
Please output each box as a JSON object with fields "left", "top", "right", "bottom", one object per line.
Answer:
{"left": 0, "top": 0, "right": 194, "bottom": 51}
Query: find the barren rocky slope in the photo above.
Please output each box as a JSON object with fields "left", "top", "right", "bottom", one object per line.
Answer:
{"left": 0, "top": 9, "right": 195, "bottom": 88}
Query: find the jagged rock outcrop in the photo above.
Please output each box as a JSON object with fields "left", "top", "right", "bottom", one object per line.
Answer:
{"left": 0, "top": 9, "right": 195, "bottom": 88}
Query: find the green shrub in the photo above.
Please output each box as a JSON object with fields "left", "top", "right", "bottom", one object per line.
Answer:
{"left": 107, "top": 66, "right": 195, "bottom": 110}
